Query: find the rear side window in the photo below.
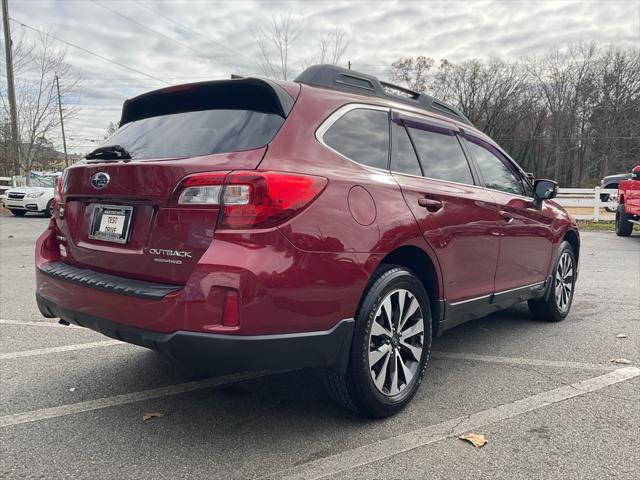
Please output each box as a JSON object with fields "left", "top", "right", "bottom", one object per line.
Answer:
{"left": 407, "top": 126, "right": 474, "bottom": 185}
{"left": 392, "top": 123, "right": 422, "bottom": 176}
{"left": 322, "top": 108, "right": 390, "bottom": 169}
{"left": 465, "top": 137, "right": 526, "bottom": 196}
{"left": 102, "top": 109, "right": 284, "bottom": 160}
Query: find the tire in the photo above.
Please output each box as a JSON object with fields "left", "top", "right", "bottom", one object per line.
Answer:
{"left": 528, "top": 241, "right": 576, "bottom": 322}
{"left": 615, "top": 204, "right": 633, "bottom": 237}
{"left": 324, "top": 265, "right": 432, "bottom": 418}
{"left": 10, "top": 209, "right": 27, "bottom": 217}
{"left": 43, "top": 200, "right": 54, "bottom": 218}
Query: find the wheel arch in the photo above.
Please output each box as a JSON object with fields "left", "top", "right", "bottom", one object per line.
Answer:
{"left": 562, "top": 228, "right": 580, "bottom": 264}
{"left": 372, "top": 245, "right": 443, "bottom": 337}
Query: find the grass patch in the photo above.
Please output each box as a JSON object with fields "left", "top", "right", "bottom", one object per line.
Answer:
{"left": 577, "top": 220, "right": 616, "bottom": 232}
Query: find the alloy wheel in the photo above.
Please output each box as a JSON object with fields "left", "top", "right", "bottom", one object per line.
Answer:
{"left": 368, "top": 288, "right": 424, "bottom": 396}
{"left": 555, "top": 251, "right": 574, "bottom": 314}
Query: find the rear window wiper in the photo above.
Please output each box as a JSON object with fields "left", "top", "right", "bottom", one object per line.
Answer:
{"left": 85, "top": 145, "right": 132, "bottom": 161}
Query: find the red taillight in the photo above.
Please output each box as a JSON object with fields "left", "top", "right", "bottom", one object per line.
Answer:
{"left": 175, "top": 170, "right": 327, "bottom": 229}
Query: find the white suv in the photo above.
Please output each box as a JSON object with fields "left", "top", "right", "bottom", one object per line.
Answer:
{"left": 2, "top": 174, "right": 59, "bottom": 217}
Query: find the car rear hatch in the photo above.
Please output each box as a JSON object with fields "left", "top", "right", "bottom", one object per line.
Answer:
{"left": 56, "top": 78, "right": 299, "bottom": 285}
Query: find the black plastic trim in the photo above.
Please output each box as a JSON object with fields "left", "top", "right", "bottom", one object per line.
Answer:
{"left": 36, "top": 293, "right": 355, "bottom": 375}
{"left": 120, "top": 77, "right": 295, "bottom": 125}
{"left": 437, "top": 280, "right": 548, "bottom": 335}
{"left": 295, "top": 64, "right": 472, "bottom": 126}
{"left": 38, "top": 261, "right": 182, "bottom": 300}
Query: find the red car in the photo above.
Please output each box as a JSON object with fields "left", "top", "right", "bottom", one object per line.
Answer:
{"left": 615, "top": 165, "right": 640, "bottom": 236}
{"left": 35, "top": 65, "right": 579, "bottom": 417}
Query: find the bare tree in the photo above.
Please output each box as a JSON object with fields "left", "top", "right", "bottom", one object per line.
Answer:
{"left": 390, "top": 56, "right": 435, "bottom": 92}
{"left": 315, "top": 27, "right": 349, "bottom": 65}
{"left": 388, "top": 43, "right": 640, "bottom": 187}
{"left": 0, "top": 31, "right": 80, "bottom": 174}
{"left": 104, "top": 121, "right": 119, "bottom": 139}
{"left": 253, "top": 15, "right": 303, "bottom": 80}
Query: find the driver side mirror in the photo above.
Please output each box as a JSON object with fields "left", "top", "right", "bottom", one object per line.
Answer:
{"left": 632, "top": 165, "right": 640, "bottom": 180}
{"left": 533, "top": 179, "right": 558, "bottom": 208}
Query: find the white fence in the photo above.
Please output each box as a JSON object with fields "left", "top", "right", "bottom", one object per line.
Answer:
{"left": 555, "top": 187, "right": 617, "bottom": 221}
{"left": 0, "top": 178, "right": 617, "bottom": 222}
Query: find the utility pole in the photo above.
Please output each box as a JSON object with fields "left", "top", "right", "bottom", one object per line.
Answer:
{"left": 2, "top": 0, "right": 20, "bottom": 178}
{"left": 55, "top": 75, "right": 69, "bottom": 167}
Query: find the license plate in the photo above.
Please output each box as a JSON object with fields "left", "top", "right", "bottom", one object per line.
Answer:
{"left": 89, "top": 205, "right": 134, "bottom": 244}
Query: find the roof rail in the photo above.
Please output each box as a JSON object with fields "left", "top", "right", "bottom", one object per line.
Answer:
{"left": 294, "top": 64, "right": 472, "bottom": 126}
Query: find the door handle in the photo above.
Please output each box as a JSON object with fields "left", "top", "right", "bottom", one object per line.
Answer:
{"left": 418, "top": 198, "right": 443, "bottom": 211}
{"left": 499, "top": 210, "right": 514, "bottom": 223}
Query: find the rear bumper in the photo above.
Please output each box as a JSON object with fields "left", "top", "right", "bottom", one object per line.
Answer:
{"left": 36, "top": 293, "right": 354, "bottom": 374}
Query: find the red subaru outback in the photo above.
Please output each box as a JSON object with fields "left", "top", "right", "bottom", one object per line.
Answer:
{"left": 35, "top": 65, "right": 579, "bottom": 417}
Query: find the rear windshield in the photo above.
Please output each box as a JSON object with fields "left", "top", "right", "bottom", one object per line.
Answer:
{"left": 100, "top": 109, "right": 284, "bottom": 160}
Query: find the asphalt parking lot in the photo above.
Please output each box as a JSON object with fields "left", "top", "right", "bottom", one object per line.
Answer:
{"left": 0, "top": 214, "right": 638, "bottom": 480}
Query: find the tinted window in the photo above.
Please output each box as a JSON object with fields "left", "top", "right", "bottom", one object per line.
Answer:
{"left": 466, "top": 138, "right": 525, "bottom": 196}
{"left": 99, "top": 109, "right": 284, "bottom": 160}
{"left": 407, "top": 126, "right": 474, "bottom": 185}
{"left": 323, "top": 109, "right": 389, "bottom": 169}
{"left": 393, "top": 123, "right": 422, "bottom": 176}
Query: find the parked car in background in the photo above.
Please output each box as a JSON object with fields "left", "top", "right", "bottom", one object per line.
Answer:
{"left": 35, "top": 65, "right": 580, "bottom": 417}
{"left": 615, "top": 165, "right": 640, "bottom": 236}
{"left": 601, "top": 172, "right": 633, "bottom": 212}
{"left": 2, "top": 173, "right": 60, "bottom": 217}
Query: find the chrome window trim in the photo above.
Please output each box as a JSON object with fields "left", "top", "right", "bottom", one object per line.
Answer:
{"left": 391, "top": 169, "right": 485, "bottom": 190}
{"left": 482, "top": 186, "right": 535, "bottom": 202}
{"left": 315, "top": 103, "right": 392, "bottom": 173}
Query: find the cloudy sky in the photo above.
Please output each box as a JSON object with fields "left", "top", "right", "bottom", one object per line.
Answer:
{"left": 7, "top": 0, "right": 640, "bottom": 153}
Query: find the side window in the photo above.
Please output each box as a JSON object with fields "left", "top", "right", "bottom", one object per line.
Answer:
{"left": 322, "top": 108, "right": 390, "bottom": 170}
{"left": 392, "top": 122, "right": 422, "bottom": 176}
{"left": 407, "top": 125, "right": 474, "bottom": 185}
{"left": 465, "top": 138, "right": 525, "bottom": 196}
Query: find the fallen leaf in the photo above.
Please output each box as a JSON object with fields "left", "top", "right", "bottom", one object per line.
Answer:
{"left": 615, "top": 334, "right": 628, "bottom": 339}
{"left": 610, "top": 358, "right": 631, "bottom": 365}
{"left": 142, "top": 412, "right": 164, "bottom": 421}
{"left": 69, "top": 387, "right": 76, "bottom": 392}
{"left": 459, "top": 433, "right": 487, "bottom": 448}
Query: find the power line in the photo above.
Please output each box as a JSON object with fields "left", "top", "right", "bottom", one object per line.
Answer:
{"left": 11, "top": 18, "right": 170, "bottom": 85}
{"left": 494, "top": 136, "right": 638, "bottom": 141}
{"left": 89, "top": 0, "right": 212, "bottom": 60}
{"left": 132, "top": 0, "right": 253, "bottom": 66}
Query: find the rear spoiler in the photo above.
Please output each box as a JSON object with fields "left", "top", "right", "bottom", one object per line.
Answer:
{"left": 120, "top": 78, "right": 296, "bottom": 126}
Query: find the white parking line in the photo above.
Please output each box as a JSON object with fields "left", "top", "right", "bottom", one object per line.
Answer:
{"left": 0, "top": 371, "right": 269, "bottom": 428}
{"left": 0, "top": 340, "right": 123, "bottom": 360}
{"left": 266, "top": 367, "right": 640, "bottom": 480}
{"left": 0, "top": 319, "right": 76, "bottom": 328}
{"left": 431, "top": 351, "right": 615, "bottom": 371}
{"left": 0, "top": 324, "right": 616, "bottom": 372}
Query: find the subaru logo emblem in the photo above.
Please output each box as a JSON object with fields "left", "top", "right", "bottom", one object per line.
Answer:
{"left": 91, "top": 172, "right": 110, "bottom": 189}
